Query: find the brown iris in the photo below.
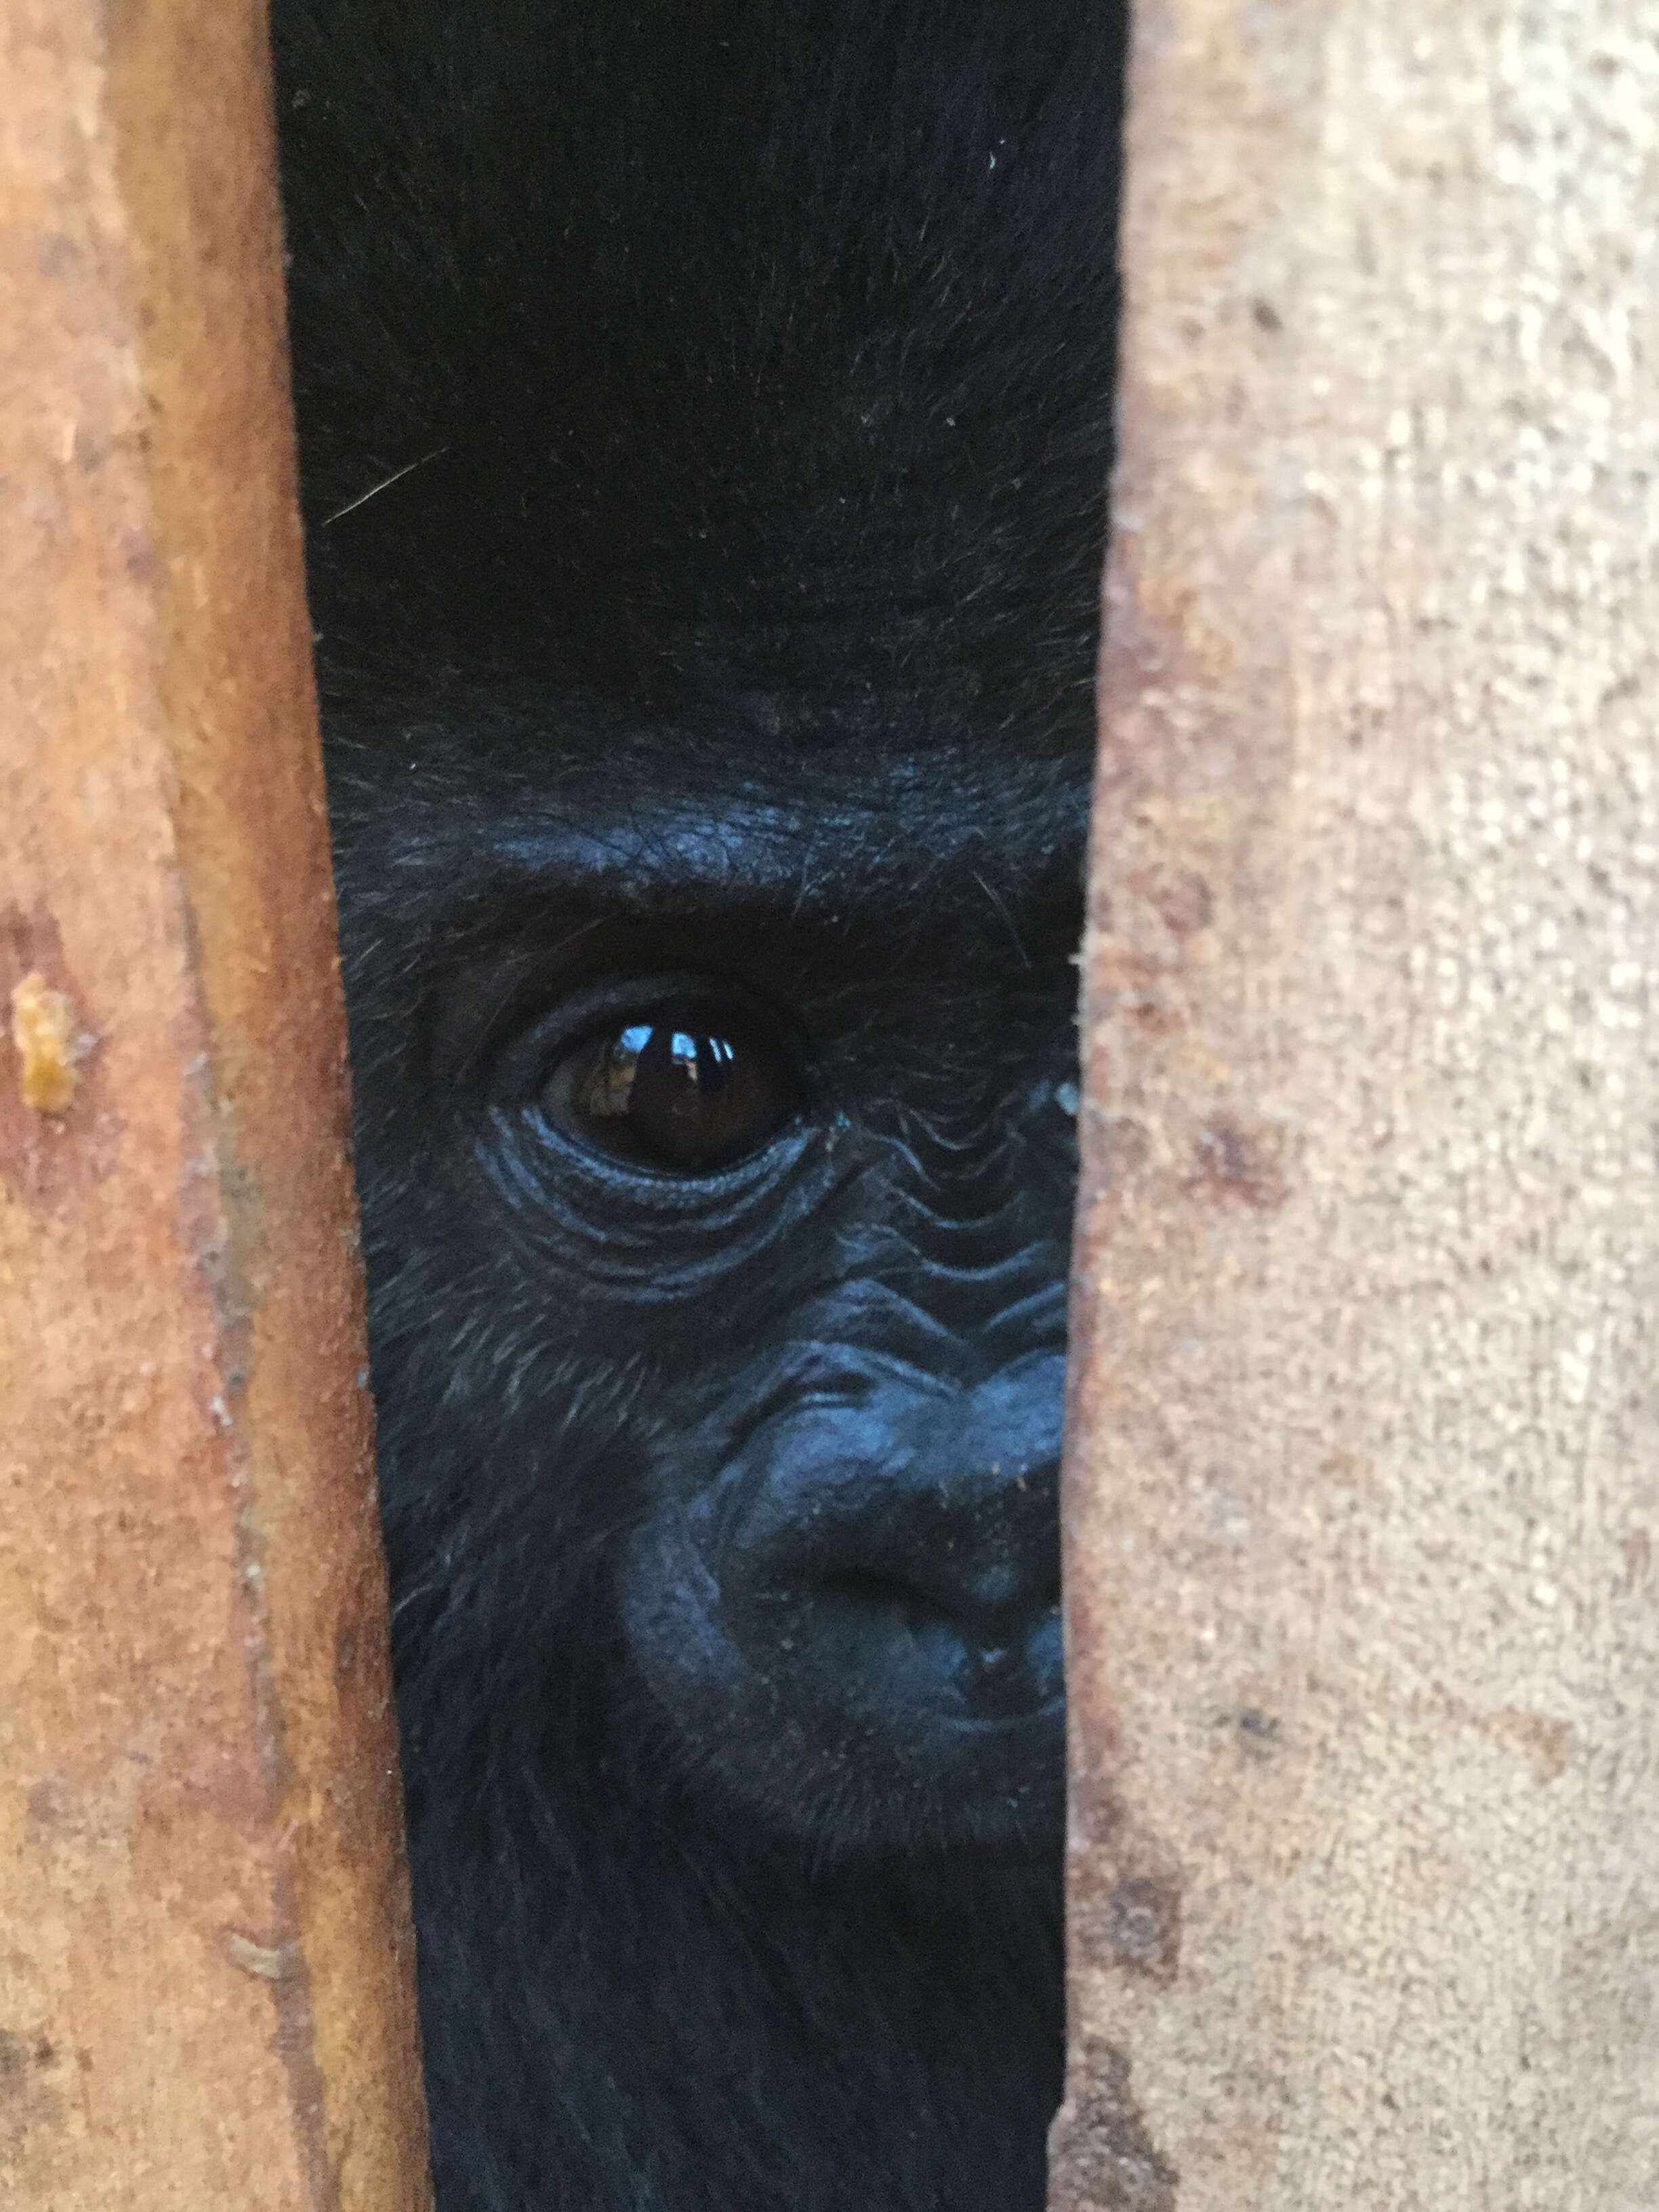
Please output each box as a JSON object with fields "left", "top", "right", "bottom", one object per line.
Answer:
{"left": 552, "top": 1008, "right": 794, "bottom": 1172}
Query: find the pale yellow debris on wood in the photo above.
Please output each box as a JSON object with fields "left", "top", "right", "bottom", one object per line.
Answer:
{"left": 10, "top": 972, "right": 83, "bottom": 1115}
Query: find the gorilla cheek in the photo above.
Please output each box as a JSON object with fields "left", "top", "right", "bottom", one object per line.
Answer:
{"left": 615, "top": 1509, "right": 756, "bottom": 1736}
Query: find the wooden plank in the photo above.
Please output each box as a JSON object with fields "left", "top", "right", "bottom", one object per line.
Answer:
{"left": 0, "top": 1, "right": 431, "bottom": 2204}
{"left": 1052, "top": 3, "right": 1659, "bottom": 2205}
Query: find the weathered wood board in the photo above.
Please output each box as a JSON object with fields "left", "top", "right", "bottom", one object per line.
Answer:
{"left": 0, "top": 1, "right": 431, "bottom": 2203}
{"left": 1054, "top": 3, "right": 1659, "bottom": 2206}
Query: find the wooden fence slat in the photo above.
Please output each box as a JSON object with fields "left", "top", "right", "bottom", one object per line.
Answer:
{"left": 1054, "top": 3, "right": 1659, "bottom": 2206}
{"left": 0, "top": 2, "right": 430, "bottom": 2203}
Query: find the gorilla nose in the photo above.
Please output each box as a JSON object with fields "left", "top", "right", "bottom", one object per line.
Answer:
{"left": 814, "top": 1496, "right": 1062, "bottom": 1721}
{"left": 733, "top": 1353, "right": 1066, "bottom": 1723}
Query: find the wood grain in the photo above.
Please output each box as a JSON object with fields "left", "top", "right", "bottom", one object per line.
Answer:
{"left": 1053, "top": 4, "right": 1659, "bottom": 2206}
{"left": 0, "top": 1, "right": 431, "bottom": 2203}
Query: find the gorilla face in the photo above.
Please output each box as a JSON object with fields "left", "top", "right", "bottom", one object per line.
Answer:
{"left": 275, "top": 0, "right": 1121, "bottom": 2194}
{"left": 343, "top": 732, "right": 1083, "bottom": 1861}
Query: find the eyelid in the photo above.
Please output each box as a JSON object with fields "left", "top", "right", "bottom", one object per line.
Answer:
{"left": 477, "top": 969, "right": 813, "bottom": 1110}
{"left": 426, "top": 890, "right": 811, "bottom": 1090}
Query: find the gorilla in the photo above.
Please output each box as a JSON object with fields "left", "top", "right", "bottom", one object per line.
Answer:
{"left": 271, "top": 5, "right": 1124, "bottom": 2206}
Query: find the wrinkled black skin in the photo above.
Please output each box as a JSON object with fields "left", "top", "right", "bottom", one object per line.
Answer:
{"left": 272, "top": 7, "right": 1123, "bottom": 2207}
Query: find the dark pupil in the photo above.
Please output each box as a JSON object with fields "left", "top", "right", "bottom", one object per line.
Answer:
{"left": 577, "top": 1017, "right": 775, "bottom": 1169}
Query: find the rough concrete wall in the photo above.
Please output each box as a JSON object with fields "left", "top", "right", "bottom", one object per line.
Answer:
{"left": 1052, "top": 5, "right": 1659, "bottom": 2206}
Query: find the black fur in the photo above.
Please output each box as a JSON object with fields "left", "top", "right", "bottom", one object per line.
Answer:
{"left": 272, "top": 7, "right": 1123, "bottom": 2207}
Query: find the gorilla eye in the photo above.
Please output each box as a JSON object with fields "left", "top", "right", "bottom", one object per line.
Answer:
{"left": 546, "top": 1006, "right": 796, "bottom": 1173}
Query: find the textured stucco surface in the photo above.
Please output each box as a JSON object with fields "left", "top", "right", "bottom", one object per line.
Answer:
{"left": 1053, "top": 5, "right": 1659, "bottom": 2205}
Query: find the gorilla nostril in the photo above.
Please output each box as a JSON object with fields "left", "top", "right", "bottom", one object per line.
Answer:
{"left": 813, "top": 1563, "right": 1063, "bottom": 1721}
{"left": 816, "top": 1561, "right": 1035, "bottom": 1636}
{"left": 960, "top": 1605, "right": 1062, "bottom": 1717}
{"left": 817, "top": 1568, "right": 928, "bottom": 1620}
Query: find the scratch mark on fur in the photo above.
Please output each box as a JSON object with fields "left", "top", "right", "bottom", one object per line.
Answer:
{"left": 325, "top": 445, "right": 449, "bottom": 527}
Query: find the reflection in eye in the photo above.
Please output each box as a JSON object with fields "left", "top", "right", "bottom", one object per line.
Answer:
{"left": 550, "top": 1008, "right": 794, "bottom": 1173}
